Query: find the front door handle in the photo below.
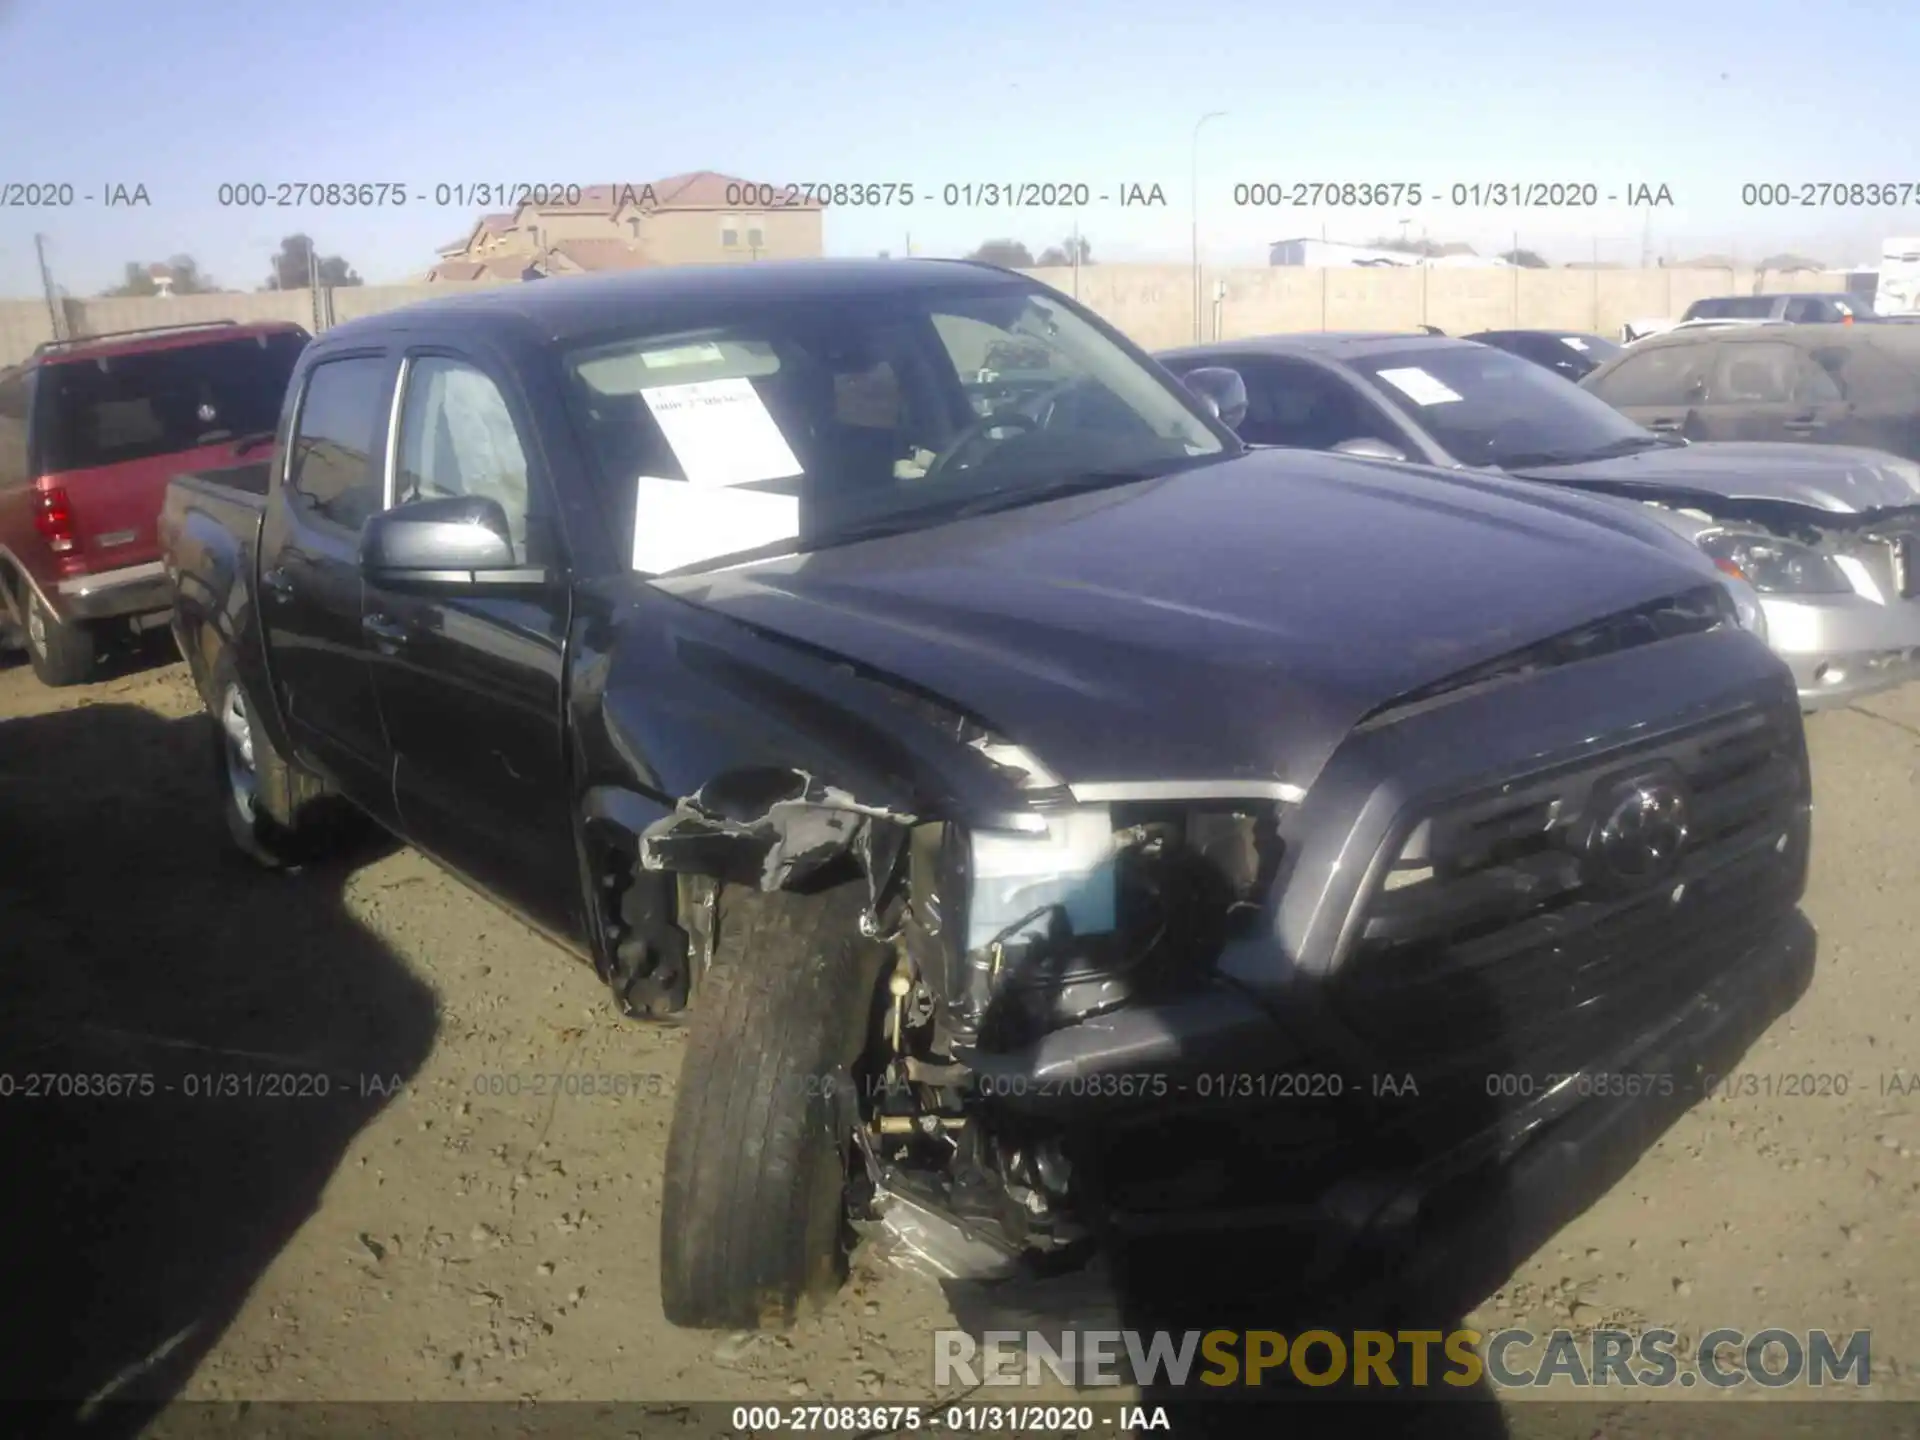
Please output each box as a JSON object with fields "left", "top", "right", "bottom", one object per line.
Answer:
{"left": 363, "top": 614, "right": 410, "bottom": 647}
{"left": 1783, "top": 414, "right": 1824, "bottom": 432}
{"left": 261, "top": 566, "right": 295, "bottom": 601}
{"left": 1647, "top": 418, "right": 1681, "bottom": 433}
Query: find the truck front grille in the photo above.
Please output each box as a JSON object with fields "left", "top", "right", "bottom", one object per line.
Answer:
{"left": 1331, "top": 699, "right": 1808, "bottom": 1081}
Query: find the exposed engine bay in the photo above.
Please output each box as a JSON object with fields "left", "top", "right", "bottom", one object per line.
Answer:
{"left": 625, "top": 777, "right": 1286, "bottom": 1278}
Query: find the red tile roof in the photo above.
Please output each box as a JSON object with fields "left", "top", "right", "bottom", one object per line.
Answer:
{"left": 544, "top": 239, "right": 654, "bottom": 272}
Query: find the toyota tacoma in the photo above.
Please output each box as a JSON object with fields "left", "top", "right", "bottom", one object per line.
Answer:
{"left": 160, "top": 260, "right": 1815, "bottom": 1329}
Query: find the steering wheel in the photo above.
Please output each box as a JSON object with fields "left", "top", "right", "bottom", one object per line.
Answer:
{"left": 922, "top": 408, "right": 1043, "bottom": 483}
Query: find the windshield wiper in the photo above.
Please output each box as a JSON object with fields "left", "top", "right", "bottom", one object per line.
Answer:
{"left": 939, "top": 464, "right": 1185, "bottom": 522}
{"left": 1499, "top": 433, "right": 1685, "bottom": 468}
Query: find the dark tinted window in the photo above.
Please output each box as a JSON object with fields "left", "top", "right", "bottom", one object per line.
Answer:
{"left": 287, "top": 356, "right": 391, "bottom": 531}
{"left": 1685, "top": 296, "right": 1777, "bottom": 320}
{"left": 1470, "top": 332, "right": 1552, "bottom": 362}
{"left": 1782, "top": 297, "right": 1852, "bottom": 324}
{"left": 1233, "top": 357, "right": 1409, "bottom": 450}
{"left": 1586, "top": 346, "right": 1713, "bottom": 407}
{"left": 0, "top": 369, "right": 30, "bottom": 490}
{"left": 34, "top": 330, "right": 307, "bottom": 474}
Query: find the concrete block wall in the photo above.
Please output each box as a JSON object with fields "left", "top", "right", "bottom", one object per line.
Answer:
{"left": 0, "top": 265, "right": 1859, "bottom": 368}
{"left": 1020, "top": 264, "right": 1853, "bottom": 345}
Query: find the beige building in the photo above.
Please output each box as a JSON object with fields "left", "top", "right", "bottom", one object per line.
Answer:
{"left": 425, "top": 171, "right": 825, "bottom": 281}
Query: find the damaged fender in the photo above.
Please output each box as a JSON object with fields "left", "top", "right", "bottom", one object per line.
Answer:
{"left": 639, "top": 766, "right": 915, "bottom": 927}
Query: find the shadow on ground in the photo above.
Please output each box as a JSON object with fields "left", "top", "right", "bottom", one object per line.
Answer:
{"left": 0, "top": 622, "right": 182, "bottom": 688}
{"left": 0, "top": 701, "right": 438, "bottom": 1439}
{"left": 938, "top": 916, "right": 1816, "bottom": 1439}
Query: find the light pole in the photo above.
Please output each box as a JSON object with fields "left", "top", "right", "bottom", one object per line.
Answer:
{"left": 1191, "top": 110, "right": 1227, "bottom": 342}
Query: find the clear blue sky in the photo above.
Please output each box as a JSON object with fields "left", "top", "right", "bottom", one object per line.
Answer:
{"left": 1, "top": 0, "right": 1914, "bottom": 297}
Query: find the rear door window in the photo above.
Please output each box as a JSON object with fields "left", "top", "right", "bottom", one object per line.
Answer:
{"left": 1791, "top": 353, "right": 1844, "bottom": 402}
{"left": 35, "top": 330, "right": 308, "bottom": 473}
{"left": 286, "top": 356, "right": 392, "bottom": 532}
{"left": 1712, "top": 343, "right": 1798, "bottom": 403}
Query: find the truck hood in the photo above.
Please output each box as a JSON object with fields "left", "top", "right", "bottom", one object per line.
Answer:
{"left": 651, "top": 449, "right": 1724, "bottom": 797}
{"left": 1511, "top": 441, "right": 1920, "bottom": 514}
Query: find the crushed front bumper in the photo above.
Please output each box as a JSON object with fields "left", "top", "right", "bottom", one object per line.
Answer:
{"left": 1763, "top": 589, "right": 1920, "bottom": 707}
{"left": 962, "top": 908, "right": 1813, "bottom": 1260}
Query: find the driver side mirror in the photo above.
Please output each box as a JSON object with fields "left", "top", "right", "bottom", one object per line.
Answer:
{"left": 1331, "top": 437, "right": 1408, "bottom": 462}
{"left": 360, "top": 494, "right": 544, "bottom": 588}
{"left": 1181, "top": 366, "right": 1248, "bottom": 430}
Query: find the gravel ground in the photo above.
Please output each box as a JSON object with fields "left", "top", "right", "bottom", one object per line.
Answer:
{"left": 2, "top": 642, "right": 1917, "bottom": 1436}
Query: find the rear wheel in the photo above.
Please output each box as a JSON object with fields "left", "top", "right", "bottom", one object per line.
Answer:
{"left": 25, "top": 592, "right": 97, "bottom": 687}
{"left": 659, "top": 883, "right": 891, "bottom": 1329}
{"left": 210, "top": 652, "right": 341, "bottom": 869}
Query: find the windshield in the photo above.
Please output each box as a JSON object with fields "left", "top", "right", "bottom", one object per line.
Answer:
{"left": 1351, "top": 344, "right": 1662, "bottom": 468}
{"left": 36, "top": 330, "right": 308, "bottom": 474}
{"left": 558, "top": 281, "right": 1230, "bottom": 574}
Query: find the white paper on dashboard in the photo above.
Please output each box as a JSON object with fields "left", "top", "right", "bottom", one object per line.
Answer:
{"left": 1374, "top": 366, "right": 1464, "bottom": 406}
{"left": 1561, "top": 336, "right": 1590, "bottom": 351}
{"left": 640, "top": 377, "right": 803, "bottom": 488}
{"left": 630, "top": 476, "right": 800, "bottom": 574}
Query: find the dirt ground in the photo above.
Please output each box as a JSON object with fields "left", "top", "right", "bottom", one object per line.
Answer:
{"left": 3, "top": 639, "right": 1918, "bottom": 1435}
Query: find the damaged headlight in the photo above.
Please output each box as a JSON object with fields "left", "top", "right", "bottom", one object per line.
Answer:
{"left": 1697, "top": 530, "right": 1853, "bottom": 596}
{"left": 966, "top": 808, "right": 1117, "bottom": 953}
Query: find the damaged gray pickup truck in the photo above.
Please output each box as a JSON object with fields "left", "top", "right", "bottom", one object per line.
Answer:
{"left": 160, "top": 260, "right": 1816, "bottom": 1330}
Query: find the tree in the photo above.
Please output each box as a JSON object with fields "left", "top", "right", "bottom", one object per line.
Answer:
{"left": 1500, "top": 248, "right": 1549, "bottom": 268}
{"left": 1035, "top": 234, "right": 1093, "bottom": 268}
{"left": 100, "top": 254, "right": 220, "bottom": 297}
{"left": 967, "top": 239, "right": 1035, "bottom": 269}
{"left": 264, "top": 234, "right": 364, "bottom": 291}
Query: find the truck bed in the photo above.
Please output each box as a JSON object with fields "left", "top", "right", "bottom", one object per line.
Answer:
{"left": 179, "top": 458, "right": 273, "bottom": 498}
{"left": 160, "top": 464, "right": 270, "bottom": 706}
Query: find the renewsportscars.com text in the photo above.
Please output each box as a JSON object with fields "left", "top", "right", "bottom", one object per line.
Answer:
{"left": 933, "top": 1327, "right": 1871, "bottom": 1390}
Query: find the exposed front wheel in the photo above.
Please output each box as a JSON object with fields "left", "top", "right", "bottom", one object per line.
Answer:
{"left": 25, "top": 592, "right": 97, "bottom": 687}
{"left": 659, "top": 883, "right": 891, "bottom": 1329}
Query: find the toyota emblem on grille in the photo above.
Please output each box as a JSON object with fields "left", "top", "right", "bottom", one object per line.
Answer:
{"left": 1587, "top": 780, "right": 1689, "bottom": 887}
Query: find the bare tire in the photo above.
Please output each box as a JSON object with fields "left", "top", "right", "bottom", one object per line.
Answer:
{"left": 659, "top": 883, "right": 890, "bottom": 1329}
{"left": 210, "top": 651, "right": 339, "bottom": 869}
{"left": 25, "top": 592, "right": 96, "bottom": 687}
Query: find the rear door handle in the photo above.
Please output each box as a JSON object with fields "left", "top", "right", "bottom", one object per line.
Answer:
{"left": 1648, "top": 419, "right": 1681, "bottom": 433}
{"left": 363, "top": 614, "right": 410, "bottom": 647}
{"left": 261, "top": 565, "right": 295, "bottom": 601}
{"left": 1783, "top": 413, "right": 1824, "bottom": 431}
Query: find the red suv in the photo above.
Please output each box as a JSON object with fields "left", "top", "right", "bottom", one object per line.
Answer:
{"left": 0, "top": 320, "right": 309, "bottom": 686}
